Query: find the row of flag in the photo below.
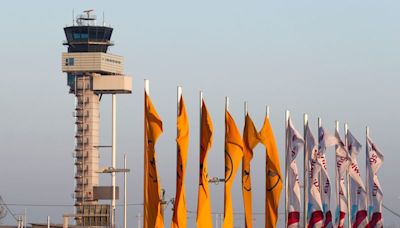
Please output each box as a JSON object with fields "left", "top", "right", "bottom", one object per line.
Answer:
{"left": 142, "top": 81, "right": 384, "bottom": 228}
{"left": 286, "top": 115, "right": 384, "bottom": 228}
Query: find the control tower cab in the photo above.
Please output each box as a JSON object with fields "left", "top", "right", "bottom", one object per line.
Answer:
{"left": 64, "top": 11, "right": 113, "bottom": 53}
{"left": 61, "top": 10, "right": 132, "bottom": 227}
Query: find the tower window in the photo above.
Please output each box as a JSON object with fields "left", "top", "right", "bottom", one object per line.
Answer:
{"left": 66, "top": 58, "right": 75, "bottom": 66}
{"left": 73, "top": 33, "right": 89, "bottom": 40}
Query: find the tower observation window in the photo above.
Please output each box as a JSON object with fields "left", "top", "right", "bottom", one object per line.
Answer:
{"left": 73, "top": 33, "right": 89, "bottom": 40}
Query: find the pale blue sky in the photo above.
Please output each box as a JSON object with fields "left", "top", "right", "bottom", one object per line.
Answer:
{"left": 0, "top": 1, "right": 399, "bottom": 227}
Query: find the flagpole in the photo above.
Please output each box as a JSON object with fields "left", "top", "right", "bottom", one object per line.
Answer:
{"left": 144, "top": 79, "right": 149, "bottom": 228}
{"left": 318, "top": 118, "right": 323, "bottom": 213}
{"left": 200, "top": 91, "right": 203, "bottom": 119}
{"left": 177, "top": 86, "right": 182, "bottom": 179}
{"left": 225, "top": 96, "right": 229, "bottom": 111}
{"left": 174, "top": 86, "right": 182, "bottom": 225}
{"left": 344, "top": 123, "right": 351, "bottom": 228}
{"left": 178, "top": 86, "right": 182, "bottom": 114}
{"left": 303, "top": 113, "right": 309, "bottom": 228}
{"left": 198, "top": 90, "right": 203, "bottom": 226}
{"left": 365, "top": 126, "right": 370, "bottom": 218}
{"left": 335, "top": 120, "right": 340, "bottom": 226}
{"left": 200, "top": 91, "right": 203, "bottom": 168}
{"left": 285, "top": 110, "right": 289, "bottom": 227}
{"left": 266, "top": 104, "right": 270, "bottom": 227}
{"left": 224, "top": 96, "right": 229, "bottom": 227}
{"left": 244, "top": 101, "right": 248, "bottom": 116}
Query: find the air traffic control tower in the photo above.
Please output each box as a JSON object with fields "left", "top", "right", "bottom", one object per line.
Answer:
{"left": 62, "top": 10, "right": 132, "bottom": 226}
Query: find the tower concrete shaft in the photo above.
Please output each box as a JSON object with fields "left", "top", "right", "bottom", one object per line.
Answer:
{"left": 74, "top": 76, "right": 100, "bottom": 215}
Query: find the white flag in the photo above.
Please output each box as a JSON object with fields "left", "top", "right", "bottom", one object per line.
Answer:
{"left": 347, "top": 130, "right": 368, "bottom": 227}
{"left": 334, "top": 130, "right": 351, "bottom": 228}
{"left": 366, "top": 136, "right": 384, "bottom": 228}
{"left": 317, "top": 126, "right": 336, "bottom": 228}
{"left": 287, "top": 118, "right": 303, "bottom": 227}
{"left": 305, "top": 125, "right": 324, "bottom": 228}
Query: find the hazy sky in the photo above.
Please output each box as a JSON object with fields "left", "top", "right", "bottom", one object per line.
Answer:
{"left": 0, "top": 1, "right": 399, "bottom": 227}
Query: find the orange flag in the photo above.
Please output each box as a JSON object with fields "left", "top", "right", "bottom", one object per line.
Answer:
{"left": 144, "top": 92, "right": 164, "bottom": 228}
{"left": 171, "top": 95, "right": 189, "bottom": 228}
{"left": 242, "top": 113, "right": 260, "bottom": 228}
{"left": 223, "top": 110, "right": 244, "bottom": 228}
{"left": 259, "top": 116, "right": 282, "bottom": 228}
{"left": 196, "top": 99, "right": 214, "bottom": 228}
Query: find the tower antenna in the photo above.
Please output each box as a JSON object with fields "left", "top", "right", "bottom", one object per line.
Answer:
{"left": 83, "top": 9, "right": 94, "bottom": 18}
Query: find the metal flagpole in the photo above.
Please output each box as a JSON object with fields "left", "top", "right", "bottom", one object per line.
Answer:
{"left": 199, "top": 91, "right": 203, "bottom": 227}
{"left": 335, "top": 121, "right": 340, "bottom": 226}
{"left": 199, "top": 91, "right": 204, "bottom": 227}
{"left": 365, "top": 126, "right": 370, "bottom": 219}
{"left": 225, "top": 97, "right": 229, "bottom": 112}
{"left": 176, "top": 85, "right": 182, "bottom": 224}
{"left": 285, "top": 110, "right": 290, "bottom": 227}
{"left": 144, "top": 79, "right": 150, "bottom": 228}
{"left": 303, "top": 113, "right": 309, "bottom": 228}
{"left": 344, "top": 123, "right": 351, "bottom": 227}
{"left": 178, "top": 86, "right": 182, "bottom": 115}
{"left": 318, "top": 118, "right": 323, "bottom": 213}
{"left": 199, "top": 90, "right": 203, "bottom": 226}
{"left": 224, "top": 96, "right": 229, "bottom": 228}
{"left": 266, "top": 105, "right": 269, "bottom": 227}
{"left": 200, "top": 92, "right": 203, "bottom": 125}
{"left": 178, "top": 87, "right": 182, "bottom": 154}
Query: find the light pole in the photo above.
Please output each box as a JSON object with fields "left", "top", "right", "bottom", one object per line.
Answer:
{"left": 123, "top": 154, "right": 127, "bottom": 228}
{"left": 97, "top": 166, "right": 130, "bottom": 227}
{"left": 111, "top": 94, "right": 116, "bottom": 228}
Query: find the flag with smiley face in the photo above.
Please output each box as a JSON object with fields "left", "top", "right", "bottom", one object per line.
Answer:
{"left": 144, "top": 92, "right": 164, "bottom": 228}
{"left": 259, "top": 115, "right": 282, "bottom": 228}
{"left": 171, "top": 95, "right": 189, "bottom": 228}
{"left": 223, "top": 110, "right": 244, "bottom": 228}
{"left": 196, "top": 99, "right": 214, "bottom": 228}
{"left": 241, "top": 113, "right": 260, "bottom": 228}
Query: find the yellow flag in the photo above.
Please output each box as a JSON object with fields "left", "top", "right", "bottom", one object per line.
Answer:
{"left": 144, "top": 92, "right": 164, "bottom": 228}
{"left": 223, "top": 110, "right": 244, "bottom": 228}
{"left": 196, "top": 99, "right": 214, "bottom": 228}
{"left": 242, "top": 113, "right": 260, "bottom": 228}
{"left": 171, "top": 96, "right": 189, "bottom": 228}
{"left": 259, "top": 116, "right": 282, "bottom": 228}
